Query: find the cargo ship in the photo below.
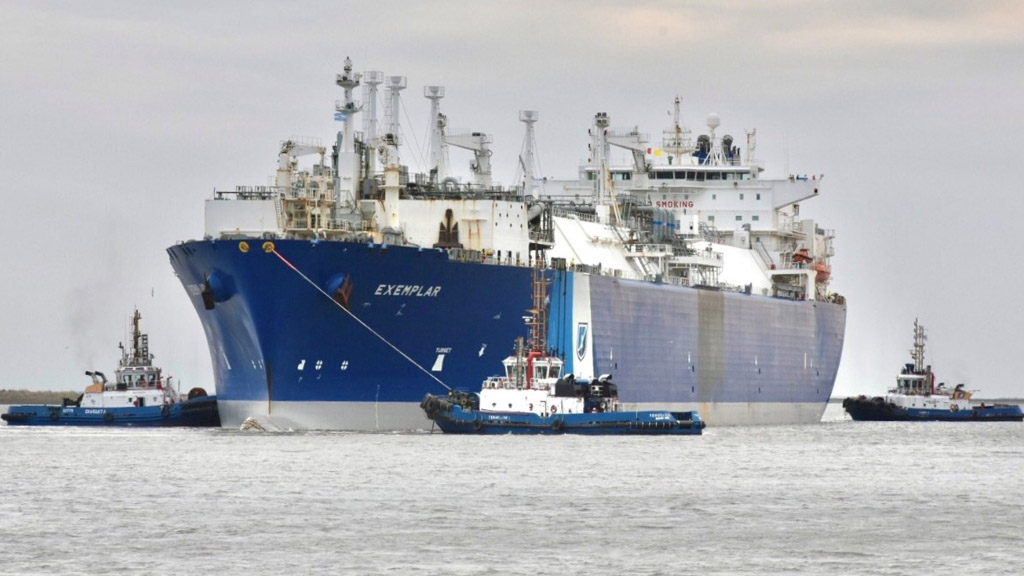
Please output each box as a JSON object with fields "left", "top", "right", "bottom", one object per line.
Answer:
{"left": 167, "top": 59, "right": 846, "bottom": 430}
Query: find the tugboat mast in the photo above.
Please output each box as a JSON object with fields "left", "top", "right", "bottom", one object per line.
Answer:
{"left": 911, "top": 318, "right": 927, "bottom": 373}
{"left": 119, "top": 309, "right": 152, "bottom": 368}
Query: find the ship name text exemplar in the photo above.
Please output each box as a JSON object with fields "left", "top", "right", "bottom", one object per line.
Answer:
{"left": 374, "top": 284, "right": 443, "bottom": 297}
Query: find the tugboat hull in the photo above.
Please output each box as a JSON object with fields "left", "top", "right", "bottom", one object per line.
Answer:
{"left": 2, "top": 396, "right": 221, "bottom": 427}
{"left": 421, "top": 394, "right": 704, "bottom": 435}
{"left": 842, "top": 397, "right": 1023, "bottom": 422}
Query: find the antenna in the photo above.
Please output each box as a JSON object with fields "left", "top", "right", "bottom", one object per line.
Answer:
{"left": 517, "top": 110, "right": 540, "bottom": 197}
{"left": 383, "top": 76, "right": 407, "bottom": 148}
{"left": 334, "top": 57, "right": 362, "bottom": 137}
{"left": 362, "top": 70, "right": 385, "bottom": 173}
{"left": 424, "top": 86, "right": 447, "bottom": 181}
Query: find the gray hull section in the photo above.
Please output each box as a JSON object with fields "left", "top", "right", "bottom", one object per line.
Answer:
{"left": 578, "top": 274, "right": 846, "bottom": 425}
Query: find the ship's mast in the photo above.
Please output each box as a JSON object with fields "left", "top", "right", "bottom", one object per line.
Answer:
{"left": 661, "top": 96, "right": 693, "bottom": 160}
{"left": 361, "top": 70, "right": 384, "bottom": 175}
{"left": 382, "top": 76, "right": 406, "bottom": 231}
{"left": 592, "top": 112, "right": 611, "bottom": 206}
{"left": 746, "top": 128, "right": 757, "bottom": 169}
{"left": 382, "top": 75, "right": 406, "bottom": 165}
{"left": 120, "top": 309, "right": 152, "bottom": 368}
{"left": 518, "top": 110, "right": 540, "bottom": 198}
{"left": 424, "top": 86, "right": 449, "bottom": 183}
{"left": 334, "top": 57, "right": 362, "bottom": 216}
{"left": 590, "top": 112, "right": 624, "bottom": 225}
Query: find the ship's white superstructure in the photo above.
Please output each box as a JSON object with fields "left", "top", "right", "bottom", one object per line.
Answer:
{"left": 204, "top": 60, "right": 837, "bottom": 306}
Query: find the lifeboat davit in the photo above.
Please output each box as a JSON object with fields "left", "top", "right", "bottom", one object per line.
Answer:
{"left": 813, "top": 260, "right": 831, "bottom": 283}
{"left": 792, "top": 249, "right": 812, "bottom": 263}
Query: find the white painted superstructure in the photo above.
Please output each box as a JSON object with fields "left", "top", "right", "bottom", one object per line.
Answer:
{"left": 203, "top": 58, "right": 838, "bottom": 305}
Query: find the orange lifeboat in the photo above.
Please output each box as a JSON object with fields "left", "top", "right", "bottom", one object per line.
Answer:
{"left": 792, "top": 249, "right": 812, "bottom": 263}
{"left": 813, "top": 260, "right": 831, "bottom": 283}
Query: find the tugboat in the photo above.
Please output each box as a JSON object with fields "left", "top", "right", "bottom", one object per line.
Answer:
{"left": 842, "top": 319, "right": 1023, "bottom": 422}
{"left": 420, "top": 268, "right": 705, "bottom": 435}
{"left": 2, "top": 309, "right": 220, "bottom": 427}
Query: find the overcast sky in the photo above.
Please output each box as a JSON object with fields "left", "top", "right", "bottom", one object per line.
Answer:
{"left": 2, "top": 1, "right": 1023, "bottom": 398}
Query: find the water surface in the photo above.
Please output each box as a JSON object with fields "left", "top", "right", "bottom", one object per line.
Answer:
{"left": 2, "top": 404, "right": 1021, "bottom": 575}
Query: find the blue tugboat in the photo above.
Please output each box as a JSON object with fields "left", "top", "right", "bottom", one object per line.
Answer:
{"left": 2, "top": 310, "right": 220, "bottom": 427}
{"left": 420, "top": 268, "right": 704, "bottom": 435}
{"left": 843, "top": 319, "right": 1023, "bottom": 422}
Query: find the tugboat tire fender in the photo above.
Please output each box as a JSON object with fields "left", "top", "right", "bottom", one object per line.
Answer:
{"left": 473, "top": 419, "right": 483, "bottom": 432}
{"left": 552, "top": 418, "right": 564, "bottom": 432}
{"left": 49, "top": 410, "right": 59, "bottom": 422}
{"left": 103, "top": 413, "right": 114, "bottom": 424}
{"left": 161, "top": 405, "right": 170, "bottom": 418}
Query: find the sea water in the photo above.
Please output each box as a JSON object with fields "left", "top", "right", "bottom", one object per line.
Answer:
{"left": 1, "top": 403, "right": 1022, "bottom": 576}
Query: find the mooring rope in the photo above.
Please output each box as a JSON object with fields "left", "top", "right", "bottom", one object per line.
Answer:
{"left": 270, "top": 247, "right": 452, "bottom": 392}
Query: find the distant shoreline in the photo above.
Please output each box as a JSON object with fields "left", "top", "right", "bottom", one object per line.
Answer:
{"left": 0, "top": 390, "right": 80, "bottom": 405}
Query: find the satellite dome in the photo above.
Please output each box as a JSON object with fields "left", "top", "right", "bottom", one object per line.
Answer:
{"left": 706, "top": 113, "right": 720, "bottom": 129}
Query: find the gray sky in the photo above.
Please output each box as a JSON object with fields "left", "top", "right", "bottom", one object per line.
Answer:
{"left": 3, "top": 1, "right": 1023, "bottom": 398}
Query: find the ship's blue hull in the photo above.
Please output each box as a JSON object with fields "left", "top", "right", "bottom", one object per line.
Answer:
{"left": 167, "top": 239, "right": 846, "bottom": 429}
{"left": 2, "top": 396, "right": 221, "bottom": 427}
{"left": 421, "top": 394, "right": 704, "bottom": 435}
{"left": 842, "top": 397, "right": 1024, "bottom": 422}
